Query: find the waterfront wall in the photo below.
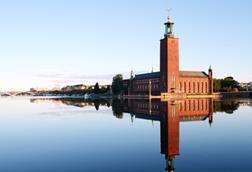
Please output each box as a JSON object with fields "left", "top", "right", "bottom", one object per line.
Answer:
{"left": 122, "top": 92, "right": 252, "bottom": 100}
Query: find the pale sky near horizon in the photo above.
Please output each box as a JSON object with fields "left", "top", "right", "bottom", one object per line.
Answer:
{"left": 0, "top": 0, "right": 251, "bottom": 91}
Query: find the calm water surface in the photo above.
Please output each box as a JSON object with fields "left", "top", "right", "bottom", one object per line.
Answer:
{"left": 0, "top": 97, "right": 251, "bottom": 172}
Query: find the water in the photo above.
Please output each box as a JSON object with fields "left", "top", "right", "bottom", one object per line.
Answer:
{"left": 0, "top": 97, "right": 251, "bottom": 172}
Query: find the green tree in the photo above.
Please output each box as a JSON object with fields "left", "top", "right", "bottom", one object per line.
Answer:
{"left": 214, "top": 77, "right": 240, "bottom": 92}
{"left": 94, "top": 82, "right": 100, "bottom": 94}
{"left": 112, "top": 99, "right": 124, "bottom": 119}
{"left": 214, "top": 79, "right": 222, "bottom": 92}
{"left": 112, "top": 74, "right": 124, "bottom": 95}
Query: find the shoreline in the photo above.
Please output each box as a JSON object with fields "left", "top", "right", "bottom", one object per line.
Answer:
{"left": 1, "top": 91, "right": 252, "bottom": 100}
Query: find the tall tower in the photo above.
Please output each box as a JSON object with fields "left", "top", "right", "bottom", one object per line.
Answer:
{"left": 160, "top": 17, "right": 179, "bottom": 93}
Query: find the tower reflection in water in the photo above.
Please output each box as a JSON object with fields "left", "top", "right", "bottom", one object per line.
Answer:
{"left": 124, "top": 99, "right": 214, "bottom": 172}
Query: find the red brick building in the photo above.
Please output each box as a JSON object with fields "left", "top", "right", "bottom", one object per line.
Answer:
{"left": 124, "top": 17, "right": 213, "bottom": 96}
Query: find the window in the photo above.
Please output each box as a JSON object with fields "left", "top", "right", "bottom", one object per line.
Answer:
{"left": 189, "top": 82, "right": 191, "bottom": 93}
{"left": 198, "top": 82, "right": 200, "bottom": 93}
{"left": 193, "top": 82, "right": 196, "bottom": 93}
{"left": 205, "top": 82, "right": 208, "bottom": 93}
{"left": 189, "top": 100, "right": 191, "bottom": 111}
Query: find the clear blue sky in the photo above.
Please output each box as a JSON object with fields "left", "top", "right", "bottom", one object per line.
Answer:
{"left": 0, "top": 0, "right": 251, "bottom": 91}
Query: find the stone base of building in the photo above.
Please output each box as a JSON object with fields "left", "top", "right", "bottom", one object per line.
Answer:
{"left": 123, "top": 93, "right": 221, "bottom": 101}
{"left": 160, "top": 93, "right": 187, "bottom": 100}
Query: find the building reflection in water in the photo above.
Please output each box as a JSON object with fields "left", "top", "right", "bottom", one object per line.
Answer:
{"left": 124, "top": 99, "right": 213, "bottom": 172}
{"left": 31, "top": 97, "right": 242, "bottom": 171}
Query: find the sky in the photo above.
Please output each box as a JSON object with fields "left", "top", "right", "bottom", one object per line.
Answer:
{"left": 0, "top": 0, "right": 251, "bottom": 91}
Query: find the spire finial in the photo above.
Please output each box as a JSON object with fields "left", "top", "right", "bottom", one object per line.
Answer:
{"left": 166, "top": 8, "right": 172, "bottom": 18}
{"left": 167, "top": 16, "right": 172, "bottom": 23}
{"left": 130, "top": 70, "right": 134, "bottom": 79}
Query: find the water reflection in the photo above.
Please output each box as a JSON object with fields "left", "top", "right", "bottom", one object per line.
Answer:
{"left": 30, "top": 98, "right": 249, "bottom": 171}
{"left": 31, "top": 98, "right": 111, "bottom": 109}
{"left": 123, "top": 99, "right": 214, "bottom": 172}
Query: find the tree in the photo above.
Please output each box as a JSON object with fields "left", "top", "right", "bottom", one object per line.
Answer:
{"left": 112, "top": 99, "right": 124, "bottom": 119}
{"left": 214, "top": 79, "right": 222, "bottom": 92}
{"left": 224, "top": 76, "right": 234, "bottom": 81}
{"left": 112, "top": 74, "right": 124, "bottom": 95}
{"left": 94, "top": 82, "right": 100, "bottom": 94}
{"left": 213, "top": 77, "right": 240, "bottom": 92}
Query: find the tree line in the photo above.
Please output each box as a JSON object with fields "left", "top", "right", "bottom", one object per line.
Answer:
{"left": 213, "top": 77, "right": 243, "bottom": 92}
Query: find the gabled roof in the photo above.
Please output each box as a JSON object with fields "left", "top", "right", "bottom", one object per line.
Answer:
{"left": 179, "top": 71, "right": 208, "bottom": 78}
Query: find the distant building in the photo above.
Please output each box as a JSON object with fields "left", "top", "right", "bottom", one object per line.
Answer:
{"left": 37, "top": 87, "right": 49, "bottom": 92}
{"left": 61, "top": 84, "right": 88, "bottom": 92}
{"left": 61, "top": 84, "right": 111, "bottom": 92}
{"left": 30, "top": 88, "right": 37, "bottom": 92}
{"left": 52, "top": 85, "right": 61, "bottom": 91}
{"left": 249, "top": 82, "right": 252, "bottom": 91}
{"left": 99, "top": 84, "right": 111, "bottom": 90}
{"left": 239, "top": 82, "right": 252, "bottom": 91}
{"left": 239, "top": 82, "right": 249, "bottom": 91}
{"left": 124, "top": 17, "right": 213, "bottom": 96}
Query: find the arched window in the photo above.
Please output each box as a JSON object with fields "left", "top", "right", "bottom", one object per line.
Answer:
{"left": 184, "top": 82, "right": 186, "bottom": 93}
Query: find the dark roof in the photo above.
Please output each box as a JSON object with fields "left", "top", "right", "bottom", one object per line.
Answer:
{"left": 179, "top": 71, "right": 208, "bottom": 78}
{"left": 134, "top": 72, "right": 161, "bottom": 80}
{"left": 133, "top": 70, "right": 208, "bottom": 80}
